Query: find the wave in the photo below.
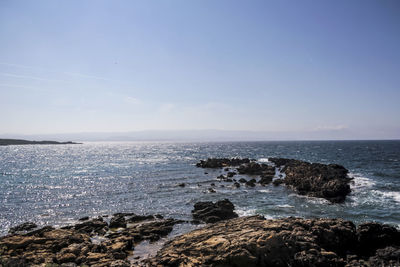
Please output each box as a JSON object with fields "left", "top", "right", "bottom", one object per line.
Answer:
{"left": 349, "top": 173, "right": 376, "bottom": 191}
{"left": 372, "top": 190, "right": 400, "bottom": 204}
{"left": 276, "top": 204, "right": 295, "bottom": 208}
{"left": 258, "top": 189, "right": 271, "bottom": 193}
{"left": 258, "top": 158, "right": 269, "bottom": 162}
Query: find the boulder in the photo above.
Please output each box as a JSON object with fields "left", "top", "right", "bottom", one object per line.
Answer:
{"left": 191, "top": 199, "right": 238, "bottom": 223}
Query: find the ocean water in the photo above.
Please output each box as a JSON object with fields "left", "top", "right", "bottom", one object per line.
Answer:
{"left": 0, "top": 140, "right": 399, "bottom": 236}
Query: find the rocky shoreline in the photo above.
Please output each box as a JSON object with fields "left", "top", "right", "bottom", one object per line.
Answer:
{"left": 0, "top": 213, "right": 183, "bottom": 266}
{"left": 148, "top": 215, "right": 400, "bottom": 267}
{"left": 1, "top": 157, "right": 398, "bottom": 266}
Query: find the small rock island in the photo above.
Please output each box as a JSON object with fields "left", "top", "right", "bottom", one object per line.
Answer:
{"left": 0, "top": 138, "right": 81, "bottom": 146}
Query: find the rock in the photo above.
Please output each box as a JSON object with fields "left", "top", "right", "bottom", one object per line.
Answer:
{"left": 192, "top": 199, "right": 238, "bottom": 223}
{"left": 356, "top": 222, "right": 400, "bottom": 256}
{"left": 74, "top": 217, "right": 108, "bottom": 235}
{"left": 237, "top": 162, "right": 275, "bottom": 176}
{"left": 217, "top": 174, "right": 225, "bottom": 179}
{"left": 224, "top": 167, "right": 230, "bottom": 171}
{"left": 78, "top": 216, "right": 89, "bottom": 221}
{"left": 369, "top": 246, "right": 400, "bottom": 266}
{"left": 178, "top": 183, "right": 185, "bottom": 187}
{"left": 233, "top": 182, "right": 240, "bottom": 188}
{"left": 9, "top": 222, "right": 37, "bottom": 233}
{"left": 109, "top": 214, "right": 127, "bottom": 228}
{"left": 0, "top": 213, "right": 180, "bottom": 266}
{"left": 273, "top": 179, "right": 285, "bottom": 186}
{"left": 238, "top": 178, "right": 247, "bottom": 183}
{"left": 208, "top": 188, "right": 216, "bottom": 193}
{"left": 227, "top": 171, "right": 236, "bottom": 177}
{"left": 269, "top": 158, "right": 351, "bottom": 203}
{"left": 196, "top": 158, "right": 251, "bottom": 168}
{"left": 259, "top": 174, "right": 273, "bottom": 185}
{"left": 246, "top": 178, "right": 256, "bottom": 187}
{"left": 148, "top": 216, "right": 400, "bottom": 267}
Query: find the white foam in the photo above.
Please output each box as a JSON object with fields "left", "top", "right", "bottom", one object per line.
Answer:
{"left": 349, "top": 173, "right": 376, "bottom": 191}
{"left": 276, "top": 204, "right": 295, "bottom": 208}
{"left": 288, "top": 193, "right": 330, "bottom": 205}
{"left": 258, "top": 189, "right": 271, "bottom": 193}
{"left": 236, "top": 208, "right": 257, "bottom": 217}
{"left": 258, "top": 158, "right": 269, "bottom": 162}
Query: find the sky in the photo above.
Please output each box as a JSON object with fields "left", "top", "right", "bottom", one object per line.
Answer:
{"left": 0, "top": 0, "right": 399, "bottom": 140}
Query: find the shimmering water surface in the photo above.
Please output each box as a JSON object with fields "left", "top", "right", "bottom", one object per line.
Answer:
{"left": 1, "top": 141, "right": 399, "bottom": 235}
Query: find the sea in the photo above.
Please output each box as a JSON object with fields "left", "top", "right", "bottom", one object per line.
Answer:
{"left": 1, "top": 140, "right": 399, "bottom": 236}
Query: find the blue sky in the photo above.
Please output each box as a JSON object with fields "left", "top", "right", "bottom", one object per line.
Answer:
{"left": 0, "top": 0, "right": 399, "bottom": 139}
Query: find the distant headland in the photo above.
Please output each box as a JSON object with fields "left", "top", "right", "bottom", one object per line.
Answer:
{"left": 0, "top": 138, "right": 81, "bottom": 146}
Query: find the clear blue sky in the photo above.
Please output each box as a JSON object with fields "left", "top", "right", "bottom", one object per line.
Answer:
{"left": 0, "top": 0, "right": 399, "bottom": 139}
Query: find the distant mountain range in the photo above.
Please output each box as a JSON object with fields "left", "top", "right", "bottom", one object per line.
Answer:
{"left": 1, "top": 128, "right": 397, "bottom": 142}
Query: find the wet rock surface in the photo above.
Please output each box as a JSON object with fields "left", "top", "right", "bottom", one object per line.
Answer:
{"left": 192, "top": 199, "right": 238, "bottom": 223}
{"left": 148, "top": 216, "right": 400, "bottom": 267}
{"left": 0, "top": 213, "right": 183, "bottom": 266}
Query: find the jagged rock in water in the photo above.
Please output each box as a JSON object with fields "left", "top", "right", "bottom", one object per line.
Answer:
{"left": 192, "top": 199, "right": 238, "bottom": 223}
{"left": 269, "top": 157, "right": 351, "bottom": 203}
{"left": 259, "top": 174, "right": 273, "bottom": 185}
{"left": 196, "top": 158, "right": 251, "bottom": 168}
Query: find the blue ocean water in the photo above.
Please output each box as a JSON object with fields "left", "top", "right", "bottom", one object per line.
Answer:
{"left": 0, "top": 140, "right": 399, "bottom": 235}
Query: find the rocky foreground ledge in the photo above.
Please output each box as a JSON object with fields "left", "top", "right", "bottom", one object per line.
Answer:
{"left": 196, "top": 157, "right": 352, "bottom": 203}
{"left": 0, "top": 214, "right": 183, "bottom": 266}
{"left": 148, "top": 216, "right": 400, "bottom": 267}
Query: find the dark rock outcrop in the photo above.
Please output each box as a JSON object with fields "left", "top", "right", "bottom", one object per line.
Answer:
{"left": 192, "top": 199, "right": 238, "bottom": 223}
{"left": 148, "top": 216, "right": 400, "bottom": 267}
{"left": 8, "top": 222, "right": 37, "bottom": 234}
{"left": 269, "top": 158, "right": 351, "bottom": 203}
{"left": 109, "top": 214, "right": 127, "bottom": 228}
{"left": 196, "top": 158, "right": 251, "bottom": 168}
{"left": 237, "top": 162, "right": 275, "bottom": 176}
{"left": 259, "top": 174, "right": 273, "bottom": 185}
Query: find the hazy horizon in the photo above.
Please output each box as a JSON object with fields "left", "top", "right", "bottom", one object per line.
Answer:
{"left": 1, "top": 1, "right": 399, "bottom": 139}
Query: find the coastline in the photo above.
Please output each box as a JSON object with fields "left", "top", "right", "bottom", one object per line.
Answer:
{"left": 1, "top": 156, "right": 399, "bottom": 266}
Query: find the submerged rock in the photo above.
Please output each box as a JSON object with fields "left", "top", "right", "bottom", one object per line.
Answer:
{"left": 192, "top": 199, "right": 238, "bottom": 223}
{"left": 148, "top": 216, "right": 400, "bottom": 267}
